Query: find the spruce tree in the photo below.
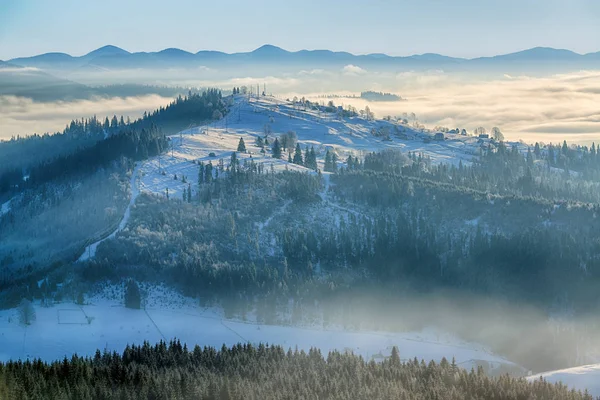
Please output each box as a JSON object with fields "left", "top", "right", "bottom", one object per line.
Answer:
{"left": 124, "top": 280, "right": 141, "bottom": 309}
{"left": 293, "top": 144, "right": 303, "bottom": 165}
{"left": 272, "top": 138, "right": 282, "bottom": 159}
{"left": 324, "top": 151, "right": 333, "bottom": 172}
{"left": 307, "top": 147, "right": 317, "bottom": 170}
{"left": 237, "top": 137, "right": 246, "bottom": 153}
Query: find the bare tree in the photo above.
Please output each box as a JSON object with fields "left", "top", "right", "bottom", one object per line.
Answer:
{"left": 491, "top": 127, "right": 505, "bottom": 141}
{"left": 263, "top": 124, "right": 272, "bottom": 139}
{"left": 19, "top": 299, "right": 36, "bottom": 325}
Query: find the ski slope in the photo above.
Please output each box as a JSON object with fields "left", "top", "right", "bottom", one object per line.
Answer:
{"left": 0, "top": 286, "right": 519, "bottom": 376}
{"left": 528, "top": 365, "right": 600, "bottom": 397}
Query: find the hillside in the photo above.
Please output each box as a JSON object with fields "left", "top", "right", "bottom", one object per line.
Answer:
{"left": 528, "top": 365, "right": 600, "bottom": 397}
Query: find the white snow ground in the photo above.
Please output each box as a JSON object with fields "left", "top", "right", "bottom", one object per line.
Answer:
{"left": 0, "top": 286, "right": 518, "bottom": 375}
{"left": 528, "top": 365, "right": 600, "bottom": 397}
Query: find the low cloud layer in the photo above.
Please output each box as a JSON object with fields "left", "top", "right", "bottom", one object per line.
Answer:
{"left": 302, "top": 70, "right": 600, "bottom": 145}
{"left": 2, "top": 69, "right": 599, "bottom": 146}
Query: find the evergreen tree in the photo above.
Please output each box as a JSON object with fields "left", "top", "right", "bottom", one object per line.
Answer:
{"left": 237, "top": 137, "right": 247, "bottom": 153}
{"left": 324, "top": 150, "right": 337, "bottom": 173}
{"left": 272, "top": 138, "right": 282, "bottom": 159}
{"left": 124, "top": 280, "right": 141, "bottom": 309}
{"left": 256, "top": 136, "right": 264, "bottom": 149}
{"left": 293, "top": 144, "right": 303, "bottom": 165}
{"left": 307, "top": 147, "right": 318, "bottom": 170}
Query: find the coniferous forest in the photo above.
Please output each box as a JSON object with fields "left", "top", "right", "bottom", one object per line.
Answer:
{"left": 0, "top": 341, "right": 594, "bottom": 400}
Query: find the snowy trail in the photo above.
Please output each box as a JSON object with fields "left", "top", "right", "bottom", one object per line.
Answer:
{"left": 1, "top": 198, "right": 12, "bottom": 216}
{"left": 77, "top": 164, "right": 140, "bottom": 262}
{"left": 256, "top": 200, "right": 292, "bottom": 233}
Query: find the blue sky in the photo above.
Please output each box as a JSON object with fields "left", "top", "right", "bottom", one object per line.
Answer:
{"left": 1, "top": 0, "right": 599, "bottom": 60}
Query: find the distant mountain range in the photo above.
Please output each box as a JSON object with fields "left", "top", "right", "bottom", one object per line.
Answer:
{"left": 5, "top": 44, "right": 600, "bottom": 73}
{"left": 1, "top": 44, "right": 598, "bottom": 101}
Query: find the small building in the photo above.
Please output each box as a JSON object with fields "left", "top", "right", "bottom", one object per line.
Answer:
{"left": 434, "top": 132, "right": 445, "bottom": 141}
{"left": 479, "top": 133, "right": 489, "bottom": 139}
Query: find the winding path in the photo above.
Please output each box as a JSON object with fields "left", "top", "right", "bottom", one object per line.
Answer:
{"left": 77, "top": 164, "right": 140, "bottom": 262}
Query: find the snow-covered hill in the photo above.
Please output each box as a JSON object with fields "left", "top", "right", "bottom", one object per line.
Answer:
{"left": 528, "top": 365, "right": 600, "bottom": 397}
{"left": 137, "top": 95, "right": 512, "bottom": 200}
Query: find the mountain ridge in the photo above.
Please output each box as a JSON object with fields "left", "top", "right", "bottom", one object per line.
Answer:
{"left": 6, "top": 45, "right": 599, "bottom": 73}
{"left": 10, "top": 44, "right": 599, "bottom": 62}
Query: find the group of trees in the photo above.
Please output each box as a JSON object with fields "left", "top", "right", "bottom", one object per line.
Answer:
{"left": 0, "top": 341, "right": 592, "bottom": 399}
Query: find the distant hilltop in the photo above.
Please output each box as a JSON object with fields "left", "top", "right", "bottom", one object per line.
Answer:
{"left": 360, "top": 91, "right": 403, "bottom": 102}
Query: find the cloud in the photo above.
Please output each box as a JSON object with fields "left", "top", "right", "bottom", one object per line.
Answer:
{"left": 3, "top": 68, "right": 600, "bottom": 146}
{"left": 0, "top": 67, "right": 42, "bottom": 73}
{"left": 301, "top": 70, "right": 600, "bottom": 144}
{"left": 342, "top": 64, "right": 367, "bottom": 76}
{"left": 298, "top": 69, "right": 327, "bottom": 76}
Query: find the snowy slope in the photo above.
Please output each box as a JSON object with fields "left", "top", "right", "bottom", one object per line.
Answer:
{"left": 0, "top": 286, "right": 519, "bottom": 376}
{"left": 138, "top": 95, "right": 522, "bottom": 200}
{"left": 0, "top": 199, "right": 11, "bottom": 216}
{"left": 528, "top": 365, "right": 600, "bottom": 397}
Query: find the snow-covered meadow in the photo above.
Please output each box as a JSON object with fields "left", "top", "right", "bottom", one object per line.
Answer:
{"left": 0, "top": 284, "right": 519, "bottom": 377}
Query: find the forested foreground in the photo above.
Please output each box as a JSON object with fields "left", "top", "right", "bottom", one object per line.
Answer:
{"left": 0, "top": 341, "right": 593, "bottom": 400}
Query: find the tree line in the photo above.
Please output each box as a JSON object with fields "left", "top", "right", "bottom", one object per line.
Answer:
{"left": 0, "top": 341, "right": 593, "bottom": 400}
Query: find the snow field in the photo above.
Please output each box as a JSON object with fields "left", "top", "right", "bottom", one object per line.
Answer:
{"left": 0, "top": 284, "right": 518, "bottom": 376}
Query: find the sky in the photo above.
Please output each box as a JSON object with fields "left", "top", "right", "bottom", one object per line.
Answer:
{"left": 0, "top": 0, "right": 599, "bottom": 60}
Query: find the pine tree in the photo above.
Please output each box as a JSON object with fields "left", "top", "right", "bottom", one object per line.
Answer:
{"left": 205, "top": 162, "right": 213, "bottom": 183}
{"left": 304, "top": 147, "right": 310, "bottom": 166}
{"left": 390, "top": 346, "right": 400, "bottom": 366}
{"left": 324, "top": 151, "right": 333, "bottom": 172}
{"left": 293, "top": 144, "right": 303, "bottom": 165}
{"left": 307, "top": 147, "right": 317, "bottom": 170}
{"left": 272, "top": 138, "right": 282, "bottom": 159}
{"left": 237, "top": 137, "right": 246, "bottom": 153}
{"left": 230, "top": 152, "right": 239, "bottom": 168}
{"left": 331, "top": 153, "right": 338, "bottom": 173}
{"left": 198, "top": 162, "right": 205, "bottom": 185}
{"left": 256, "top": 136, "right": 264, "bottom": 149}
{"left": 526, "top": 148, "right": 534, "bottom": 167}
